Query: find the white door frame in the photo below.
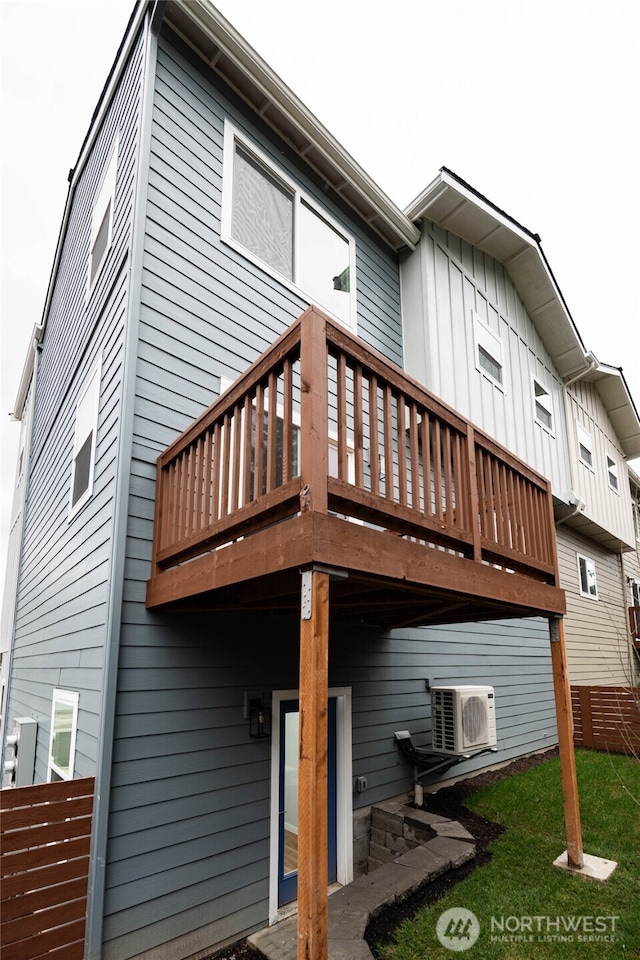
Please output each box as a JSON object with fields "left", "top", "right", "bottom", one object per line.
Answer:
{"left": 269, "top": 686, "right": 353, "bottom": 924}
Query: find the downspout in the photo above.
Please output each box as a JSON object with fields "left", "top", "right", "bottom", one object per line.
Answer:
{"left": 84, "top": 6, "right": 161, "bottom": 958}
{"left": 558, "top": 353, "right": 598, "bottom": 524}
{"left": 619, "top": 549, "right": 636, "bottom": 684}
{"left": 0, "top": 327, "right": 43, "bottom": 753}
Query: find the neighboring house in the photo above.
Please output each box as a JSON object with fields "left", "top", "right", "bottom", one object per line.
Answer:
{"left": 400, "top": 168, "right": 640, "bottom": 689}
{"left": 0, "top": 5, "right": 636, "bottom": 960}
{"left": 625, "top": 467, "right": 640, "bottom": 662}
{"left": 557, "top": 367, "right": 640, "bottom": 685}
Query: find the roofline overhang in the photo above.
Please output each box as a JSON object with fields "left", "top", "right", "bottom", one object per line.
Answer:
{"left": 404, "top": 168, "right": 640, "bottom": 457}
{"left": 163, "top": 0, "right": 419, "bottom": 252}
{"left": 32, "top": 0, "right": 418, "bottom": 360}
{"left": 580, "top": 362, "right": 640, "bottom": 460}
{"left": 405, "top": 167, "right": 589, "bottom": 378}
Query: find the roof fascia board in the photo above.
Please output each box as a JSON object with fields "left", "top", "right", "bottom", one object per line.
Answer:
{"left": 588, "top": 364, "right": 640, "bottom": 457}
{"left": 406, "top": 169, "right": 590, "bottom": 376}
{"left": 169, "top": 0, "right": 419, "bottom": 250}
{"left": 405, "top": 168, "right": 536, "bottom": 249}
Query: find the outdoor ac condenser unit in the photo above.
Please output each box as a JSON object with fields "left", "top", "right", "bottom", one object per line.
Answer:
{"left": 431, "top": 685, "right": 496, "bottom": 756}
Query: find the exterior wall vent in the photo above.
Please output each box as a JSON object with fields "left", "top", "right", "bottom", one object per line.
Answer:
{"left": 431, "top": 685, "right": 496, "bottom": 756}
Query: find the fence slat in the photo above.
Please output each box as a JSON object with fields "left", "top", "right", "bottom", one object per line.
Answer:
{"left": 1, "top": 778, "right": 94, "bottom": 960}
{"left": 571, "top": 686, "right": 640, "bottom": 754}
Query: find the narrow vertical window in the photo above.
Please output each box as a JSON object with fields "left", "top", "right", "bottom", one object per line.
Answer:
{"left": 576, "top": 423, "right": 593, "bottom": 469}
{"left": 533, "top": 378, "right": 553, "bottom": 431}
{"left": 473, "top": 311, "right": 504, "bottom": 388}
{"left": 88, "top": 137, "right": 118, "bottom": 293}
{"left": 48, "top": 689, "right": 79, "bottom": 781}
{"left": 577, "top": 554, "right": 598, "bottom": 599}
{"left": 606, "top": 454, "right": 619, "bottom": 492}
{"left": 70, "top": 361, "right": 101, "bottom": 516}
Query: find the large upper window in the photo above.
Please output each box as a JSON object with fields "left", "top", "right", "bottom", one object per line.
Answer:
{"left": 70, "top": 360, "right": 101, "bottom": 516}
{"left": 88, "top": 137, "right": 118, "bottom": 294}
{"left": 222, "top": 123, "right": 356, "bottom": 329}
{"left": 533, "top": 378, "right": 553, "bottom": 432}
{"left": 48, "top": 689, "right": 79, "bottom": 781}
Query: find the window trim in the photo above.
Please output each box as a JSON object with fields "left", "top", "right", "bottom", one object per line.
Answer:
{"left": 69, "top": 359, "right": 101, "bottom": 519}
{"left": 87, "top": 135, "right": 119, "bottom": 297}
{"left": 221, "top": 122, "right": 357, "bottom": 331}
{"left": 472, "top": 310, "right": 504, "bottom": 390}
{"left": 605, "top": 452, "right": 619, "bottom": 494}
{"left": 47, "top": 689, "right": 79, "bottom": 782}
{"left": 576, "top": 422, "right": 594, "bottom": 470}
{"left": 577, "top": 553, "right": 598, "bottom": 600}
{"left": 532, "top": 376, "right": 554, "bottom": 434}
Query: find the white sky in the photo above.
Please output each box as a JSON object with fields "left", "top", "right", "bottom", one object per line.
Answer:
{"left": 1, "top": 0, "right": 639, "bottom": 598}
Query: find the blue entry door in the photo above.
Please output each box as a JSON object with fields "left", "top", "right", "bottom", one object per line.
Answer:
{"left": 277, "top": 698, "right": 337, "bottom": 907}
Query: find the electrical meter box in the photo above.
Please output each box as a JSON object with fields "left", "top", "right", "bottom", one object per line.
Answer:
{"left": 4, "top": 716, "right": 37, "bottom": 787}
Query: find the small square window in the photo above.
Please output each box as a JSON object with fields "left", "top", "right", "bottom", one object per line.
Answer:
{"left": 577, "top": 554, "right": 598, "bottom": 599}
{"left": 576, "top": 423, "right": 593, "bottom": 469}
{"left": 606, "top": 454, "right": 619, "bottom": 492}
{"left": 533, "top": 379, "right": 553, "bottom": 431}
{"left": 48, "top": 689, "right": 79, "bottom": 781}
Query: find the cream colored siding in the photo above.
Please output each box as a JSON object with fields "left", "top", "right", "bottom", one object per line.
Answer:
{"left": 401, "top": 222, "right": 571, "bottom": 498}
{"left": 556, "top": 526, "right": 633, "bottom": 684}
{"left": 565, "top": 379, "right": 635, "bottom": 548}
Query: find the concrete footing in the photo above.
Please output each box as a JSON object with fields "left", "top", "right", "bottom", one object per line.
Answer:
{"left": 553, "top": 850, "right": 618, "bottom": 882}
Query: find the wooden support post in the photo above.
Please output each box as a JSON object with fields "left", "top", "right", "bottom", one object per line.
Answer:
{"left": 298, "top": 568, "right": 330, "bottom": 960}
{"left": 549, "top": 616, "right": 584, "bottom": 869}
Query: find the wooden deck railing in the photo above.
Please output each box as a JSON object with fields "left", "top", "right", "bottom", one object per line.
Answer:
{"left": 0, "top": 777, "right": 95, "bottom": 960}
{"left": 151, "top": 307, "right": 557, "bottom": 586}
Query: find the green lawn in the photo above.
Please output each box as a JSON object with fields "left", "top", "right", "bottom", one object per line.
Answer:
{"left": 377, "top": 750, "right": 640, "bottom": 959}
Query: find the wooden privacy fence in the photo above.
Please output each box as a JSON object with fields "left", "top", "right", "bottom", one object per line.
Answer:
{"left": 1, "top": 777, "right": 95, "bottom": 960}
{"left": 571, "top": 685, "right": 640, "bottom": 755}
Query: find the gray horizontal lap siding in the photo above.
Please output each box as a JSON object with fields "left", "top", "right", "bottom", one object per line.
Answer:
{"left": 340, "top": 619, "right": 555, "bottom": 802}
{"left": 5, "top": 28, "right": 144, "bottom": 783}
{"left": 103, "top": 28, "right": 559, "bottom": 960}
{"left": 104, "top": 26, "right": 403, "bottom": 960}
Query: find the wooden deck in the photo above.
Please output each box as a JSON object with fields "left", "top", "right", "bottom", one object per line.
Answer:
{"left": 146, "top": 307, "right": 565, "bottom": 628}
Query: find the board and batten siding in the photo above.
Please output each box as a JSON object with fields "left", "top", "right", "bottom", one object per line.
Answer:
{"left": 4, "top": 27, "right": 145, "bottom": 783}
{"left": 401, "top": 223, "right": 571, "bottom": 498}
{"left": 556, "top": 526, "right": 633, "bottom": 685}
{"left": 102, "top": 24, "right": 404, "bottom": 960}
{"left": 565, "top": 379, "right": 636, "bottom": 549}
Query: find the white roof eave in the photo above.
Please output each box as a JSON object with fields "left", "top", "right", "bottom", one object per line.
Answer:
{"left": 405, "top": 170, "right": 588, "bottom": 379}
{"left": 166, "top": 0, "right": 419, "bottom": 252}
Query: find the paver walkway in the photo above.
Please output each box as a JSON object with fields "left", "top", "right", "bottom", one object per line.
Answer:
{"left": 249, "top": 801, "right": 475, "bottom": 960}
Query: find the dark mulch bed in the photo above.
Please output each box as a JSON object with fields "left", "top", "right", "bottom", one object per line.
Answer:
{"left": 204, "top": 748, "right": 558, "bottom": 960}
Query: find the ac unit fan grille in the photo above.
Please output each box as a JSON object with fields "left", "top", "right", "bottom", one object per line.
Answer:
{"left": 462, "top": 695, "right": 489, "bottom": 747}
